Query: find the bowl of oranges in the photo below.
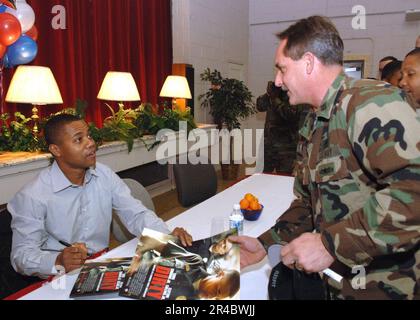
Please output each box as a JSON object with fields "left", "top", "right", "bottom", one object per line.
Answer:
{"left": 239, "top": 193, "right": 264, "bottom": 221}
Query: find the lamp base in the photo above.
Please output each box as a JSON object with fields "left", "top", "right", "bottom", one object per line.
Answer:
{"left": 172, "top": 98, "right": 186, "bottom": 112}
{"left": 31, "top": 105, "right": 39, "bottom": 136}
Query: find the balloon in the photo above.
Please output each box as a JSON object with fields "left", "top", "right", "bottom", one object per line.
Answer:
{"left": 25, "top": 24, "right": 38, "bottom": 41}
{"left": 0, "top": 5, "right": 7, "bottom": 13}
{"left": 2, "top": 52, "right": 12, "bottom": 68}
{"left": 6, "top": 2, "right": 34, "bottom": 33}
{"left": 0, "top": 1, "right": 16, "bottom": 9}
{"left": 0, "top": 43, "right": 5, "bottom": 58}
{"left": 5, "top": 34, "right": 37, "bottom": 66}
{"left": 0, "top": 12, "right": 22, "bottom": 46}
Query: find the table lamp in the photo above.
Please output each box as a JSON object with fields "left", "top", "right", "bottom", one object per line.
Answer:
{"left": 5, "top": 66, "right": 63, "bottom": 135}
{"left": 97, "top": 72, "right": 141, "bottom": 110}
{"left": 159, "top": 75, "right": 192, "bottom": 111}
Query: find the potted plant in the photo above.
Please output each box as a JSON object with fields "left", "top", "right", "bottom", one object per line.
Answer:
{"left": 199, "top": 68, "right": 256, "bottom": 180}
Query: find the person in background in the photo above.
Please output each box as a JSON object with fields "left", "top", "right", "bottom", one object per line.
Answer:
{"left": 8, "top": 114, "right": 192, "bottom": 279}
{"left": 230, "top": 16, "right": 420, "bottom": 300}
{"left": 381, "top": 60, "right": 402, "bottom": 87}
{"left": 400, "top": 48, "right": 420, "bottom": 112}
{"left": 378, "top": 56, "right": 398, "bottom": 79}
{"left": 256, "top": 81, "right": 309, "bottom": 174}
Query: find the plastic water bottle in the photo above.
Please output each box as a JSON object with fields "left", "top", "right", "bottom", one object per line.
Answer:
{"left": 229, "top": 204, "right": 244, "bottom": 235}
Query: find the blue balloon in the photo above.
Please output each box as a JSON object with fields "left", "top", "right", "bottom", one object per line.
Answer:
{"left": 0, "top": 5, "right": 7, "bottom": 14}
{"left": 2, "top": 53, "right": 12, "bottom": 68}
{"left": 5, "top": 34, "right": 37, "bottom": 66}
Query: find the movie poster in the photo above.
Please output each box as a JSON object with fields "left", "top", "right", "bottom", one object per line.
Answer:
{"left": 70, "top": 257, "right": 132, "bottom": 299}
{"left": 119, "top": 228, "right": 240, "bottom": 300}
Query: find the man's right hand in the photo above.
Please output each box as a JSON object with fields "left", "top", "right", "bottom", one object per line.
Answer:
{"left": 229, "top": 236, "right": 267, "bottom": 269}
{"left": 55, "top": 243, "right": 88, "bottom": 273}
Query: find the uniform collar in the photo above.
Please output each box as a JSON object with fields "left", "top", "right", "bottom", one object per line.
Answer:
{"left": 317, "top": 72, "right": 347, "bottom": 120}
{"left": 51, "top": 161, "right": 98, "bottom": 193}
{"left": 299, "top": 72, "right": 347, "bottom": 141}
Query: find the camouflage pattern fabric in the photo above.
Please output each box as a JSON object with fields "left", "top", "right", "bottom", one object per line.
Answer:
{"left": 260, "top": 73, "right": 420, "bottom": 299}
{"left": 257, "top": 83, "right": 309, "bottom": 174}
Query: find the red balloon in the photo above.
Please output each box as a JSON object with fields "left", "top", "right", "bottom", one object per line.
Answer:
{"left": 0, "top": 43, "right": 5, "bottom": 58}
{"left": 0, "top": 12, "right": 22, "bottom": 46}
{"left": 25, "top": 24, "right": 38, "bottom": 41}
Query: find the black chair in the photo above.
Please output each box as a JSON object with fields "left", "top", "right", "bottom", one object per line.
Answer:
{"left": 173, "top": 157, "right": 218, "bottom": 207}
{"left": 0, "top": 208, "right": 40, "bottom": 299}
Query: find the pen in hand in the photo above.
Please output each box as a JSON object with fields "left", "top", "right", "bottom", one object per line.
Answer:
{"left": 59, "top": 240, "right": 92, "bottom": 257}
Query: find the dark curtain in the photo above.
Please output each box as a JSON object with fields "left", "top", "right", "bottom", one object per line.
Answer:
{"left": 0, "top": 0, "right": 173, "bottom": 126}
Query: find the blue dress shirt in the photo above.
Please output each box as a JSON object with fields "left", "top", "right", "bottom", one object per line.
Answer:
{"left": 8, "top": 161, "right": 170, "bottom": 278}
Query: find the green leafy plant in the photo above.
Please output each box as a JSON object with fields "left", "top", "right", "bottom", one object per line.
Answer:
{"left": 0, "top": 112, "right": 40, "bottom": 152}
{"left": 101, "top": 104, "right": 138, "bottom": 152}
{"left": 0, "top": 99, "right": 197, "bottom": 154}
{"left": 199, "top": 68, "right": 256, "bottom": 130}
{"left": 133, "top": 103, "right": 197, "bottom": 151}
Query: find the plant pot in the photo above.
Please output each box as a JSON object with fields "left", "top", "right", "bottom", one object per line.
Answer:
{"left": 221, "top": 163, "right": 239, "bottom": 181}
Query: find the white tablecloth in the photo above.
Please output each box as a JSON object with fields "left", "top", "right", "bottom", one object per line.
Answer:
{"left": 19, "top": 174, "right": 295, "bottom": 300}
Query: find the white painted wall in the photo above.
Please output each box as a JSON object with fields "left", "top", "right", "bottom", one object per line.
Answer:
{"left": 172, "top": 0, "right": 250, "bottom": 124}
{"left": 248, "top": 0, "right": 420, "bottom": 130}
{"left": 173, "top": 0, "right": 420, "bottom": 131}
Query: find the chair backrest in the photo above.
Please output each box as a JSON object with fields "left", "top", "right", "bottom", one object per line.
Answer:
{"left": 173, "top": 158, "right": 218, "bottom": 207}
{"left": 111, "top": 178, "right": 155, "bottom": 244}
{"left": 0, "top": 208, "right": 40, "bottom": 299}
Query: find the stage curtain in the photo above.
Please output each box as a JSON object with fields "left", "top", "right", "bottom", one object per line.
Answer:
{"left": 0, "top": 0, "right": 172, "bottom": 126}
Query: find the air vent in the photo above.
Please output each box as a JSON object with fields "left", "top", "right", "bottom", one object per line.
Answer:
{"left": 405, "top": 9, "right": 420, "bottom": 21}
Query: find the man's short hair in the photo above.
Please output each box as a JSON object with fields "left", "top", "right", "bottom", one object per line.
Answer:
{"left": 379, "top": 56, "right": 398, "bottom": 63}
{"left": 276, "top": 15, "right": 344, "bottom": 66}
{"left": 381, "top": 60, "right": 402, "bottom": 81}
{"left": 44, "top": 114, "right": 82, "bottom": 146}
{"left": 405, "top": 47, "right": 420, "bottom": 59}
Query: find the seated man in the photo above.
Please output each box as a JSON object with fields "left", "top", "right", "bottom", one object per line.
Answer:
{"left": 8, "top": 114, "right": 192, "bottom": 279}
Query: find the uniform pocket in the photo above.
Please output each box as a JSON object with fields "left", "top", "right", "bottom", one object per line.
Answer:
{"left": 313, "top": 155, "right": 350, "bottom": 183}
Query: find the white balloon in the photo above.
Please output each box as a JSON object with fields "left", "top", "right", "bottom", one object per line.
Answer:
{"left": 6, "top": 2, "right": 35, "bottom": 33}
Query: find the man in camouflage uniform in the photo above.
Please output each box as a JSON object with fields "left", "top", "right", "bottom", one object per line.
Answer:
{"left": 256, "top": 81, "right": 309, "bottom": 174}
{"left": 230, "top": 16, "right": 420, "bottom": 299}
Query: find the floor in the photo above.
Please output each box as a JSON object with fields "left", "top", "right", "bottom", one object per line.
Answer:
{"left": 109, "top": 165, "right": 248, "bottom": 249}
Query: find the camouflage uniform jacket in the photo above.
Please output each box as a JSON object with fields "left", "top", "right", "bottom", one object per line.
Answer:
{"left": 260, "top": 73, "right": 420, "bottom": 299}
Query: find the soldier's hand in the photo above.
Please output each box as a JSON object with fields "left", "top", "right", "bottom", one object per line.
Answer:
{"left": 281, "top": 233, "right": 334, "bottom": 273}
{"left": 266, "top": 81, "right": 274, "bottom": 96}
{"left": 229, "top": 235, "right": 267, "bottom": 269}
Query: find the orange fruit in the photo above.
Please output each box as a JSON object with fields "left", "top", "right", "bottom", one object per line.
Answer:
{"left": 250, "top": 200, "right": 260, "bottom": 210}
{"left": 245, "top": 193, "right": 255, "bottom": 202}
{"left": 240, "top": 199, "right": 249, "bottom": 210}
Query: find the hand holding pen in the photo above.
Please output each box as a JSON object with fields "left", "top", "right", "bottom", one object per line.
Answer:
{"left": 54, "top": 240, "right": 89, "bottom": 273}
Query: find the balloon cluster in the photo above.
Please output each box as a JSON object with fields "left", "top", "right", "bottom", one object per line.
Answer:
{"left": 0, "top": 0, "right": 38, "bottom": 68}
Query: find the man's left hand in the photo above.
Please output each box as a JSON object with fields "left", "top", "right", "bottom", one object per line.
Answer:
{"left": 171, "top": 227, "right": 193, "bottom": 247}
{"left": 281, "top": 233, "right": 334, "bottom": 273}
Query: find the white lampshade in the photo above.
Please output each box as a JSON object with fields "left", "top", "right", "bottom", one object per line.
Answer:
{"left": 6, "top": 66, "right": 63, "bottom": 105}
{"left": 97, "top": 72, "right": 141, "bottom": 102}
{"left": 160, "top": 76, "right": 192, "bottom": 99}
